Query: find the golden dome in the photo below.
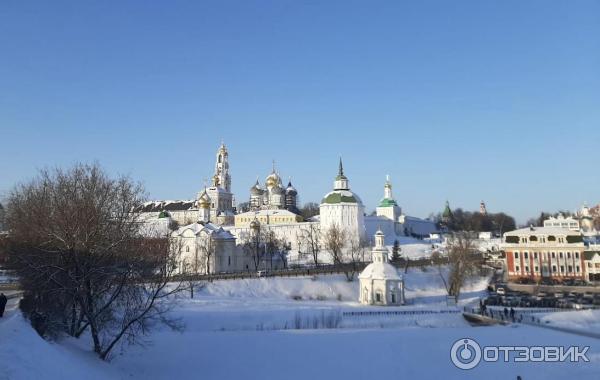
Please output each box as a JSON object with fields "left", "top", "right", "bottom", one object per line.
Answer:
{"left": 198, "top": 190, "right": 211, "bottom": 209}
{"left": 265, "top": 172, "right": 280, "bottom": 188}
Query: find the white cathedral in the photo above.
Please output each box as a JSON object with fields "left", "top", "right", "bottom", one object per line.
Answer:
{"left": 139, "top": 143, "right": 437, "bottom": 275}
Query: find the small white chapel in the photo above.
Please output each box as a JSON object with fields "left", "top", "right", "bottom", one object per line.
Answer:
{"left": 358, "top": 230, "right": 405, "bottom": 306}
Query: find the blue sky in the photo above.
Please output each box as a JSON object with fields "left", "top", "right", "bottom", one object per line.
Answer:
{"left": 1, "top": 1, "right": 599, "bottom": 223}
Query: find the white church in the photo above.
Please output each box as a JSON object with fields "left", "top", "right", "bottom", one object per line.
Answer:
{"left": 359, "top": 230, "right": 405, "bottom": 306}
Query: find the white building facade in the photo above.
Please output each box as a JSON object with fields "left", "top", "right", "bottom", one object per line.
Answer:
{"left": 172, "top": 221, "right": 242, "bottom": 274}
{"left": 365, "top": 176, "right": 437, "bottom": 244}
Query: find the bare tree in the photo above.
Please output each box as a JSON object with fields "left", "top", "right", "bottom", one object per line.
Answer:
{"left": 263, "top": 229, "right": 280, "bottom": 270}
{"left": 390, "top": 239, "right": 401, "bottom": 264}
{"left": 344, "top": 237, "right": 368, "bottom": 281}
{"left": 179, "top": 238, "right": 206, "bottom": 298}
{"left": 296, "top": 223, "right": 321, "bottom": 267}
{"left": 300, "top": 202, "right": 320, "bottom": 220}
{"left": 196, "top": 233, "right": 215, "bottom": 275}
{"left": 436, "top": 233, "right": 478, "bottom": 299}
{"left": 323, "top": 223, "right": 346, "bottom": 266}
{"left": 5, "top": 163, "right": 186, "bottom": 360}
{"left": 323, "top": 224, "right": 364, "bottom": 281}
{"left": 241, "top": 229, "right": 263, "bottom": 271}
{"left": 276, "top": 237, "right": 290, "bottom": 269}
{"left": 168, "top": 219, "right": 180, "bottom": 231}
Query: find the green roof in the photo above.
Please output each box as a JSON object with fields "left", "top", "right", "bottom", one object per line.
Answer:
{"left": 378, "top": 198, "right": 397, "bottom": 207}
{"left": 322, "top": 192, "right": 358, "bottom": 204}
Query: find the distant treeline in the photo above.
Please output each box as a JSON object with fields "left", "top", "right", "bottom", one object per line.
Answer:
{"left": 432, "top": 209, "right": 516, "bottom": 234}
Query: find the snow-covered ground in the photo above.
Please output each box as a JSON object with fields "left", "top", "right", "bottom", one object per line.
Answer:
{"left": 540, "top": 309, "right": 600, "bottom": 330}
{"left": 2, "top": 269, "right": 600, "bottom": 380}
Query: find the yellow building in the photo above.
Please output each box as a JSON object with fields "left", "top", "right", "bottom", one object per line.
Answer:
{"left": 234, "top": 209, "right": 303, "bottom": 227}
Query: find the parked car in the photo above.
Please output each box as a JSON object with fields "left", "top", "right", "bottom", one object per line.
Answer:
{"left": 496, "top": 287, "right": 506, "bottom": 295}
{"left": 518, "top": 278, "right": 535, "bottom": 284}
{"left": 541, "top": 278, "right": 560, "bottom": 286}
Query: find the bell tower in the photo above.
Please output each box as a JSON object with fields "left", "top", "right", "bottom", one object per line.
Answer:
{"left": 214, "top": 142, "right": 231, "bottom": 192}
{"left": 384, "top": 175, "right": 393, "bottom": 199}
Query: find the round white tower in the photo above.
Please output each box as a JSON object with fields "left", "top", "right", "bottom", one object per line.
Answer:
{"left": 319, "top": 158, "right": 365, "bottom": 240}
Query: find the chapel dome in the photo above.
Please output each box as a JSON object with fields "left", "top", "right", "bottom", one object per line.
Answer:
{"left": 198, "top": 190, "right": 211, "bottom": 209}
{"left": 358, "top": 261, "right": 403, "bottom": 281}
{"left": 250, "top": 180, "right": 263, "bottom": 195}
{"left": 285, "top": 181, "right": 297, "bottom": 195}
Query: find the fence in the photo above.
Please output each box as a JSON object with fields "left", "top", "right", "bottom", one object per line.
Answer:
{"left": 343, "top": 309, "right": 461, "bottom": 317}
{"left": 176, "top": 254, "right": 482, "bottom": 283}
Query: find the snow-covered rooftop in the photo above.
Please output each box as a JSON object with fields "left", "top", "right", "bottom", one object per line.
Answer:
{"left": 359, "top": 262, "right": 403, "bottom": 281}
{"left": 136, "top": 200, "right": 196, "bottom": 212}
{"left": 504, "top": 226, "right": 582, "bottom": 236}
{"left": 172, "top": 221, "right": 235, "bottom": 239}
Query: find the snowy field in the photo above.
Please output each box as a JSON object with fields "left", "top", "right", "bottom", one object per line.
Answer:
{"left": 540, "top": 309, "right": 600, "bottom": 331}
{"left": 2, "top": 268, "right": 600, "bottom": 380}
